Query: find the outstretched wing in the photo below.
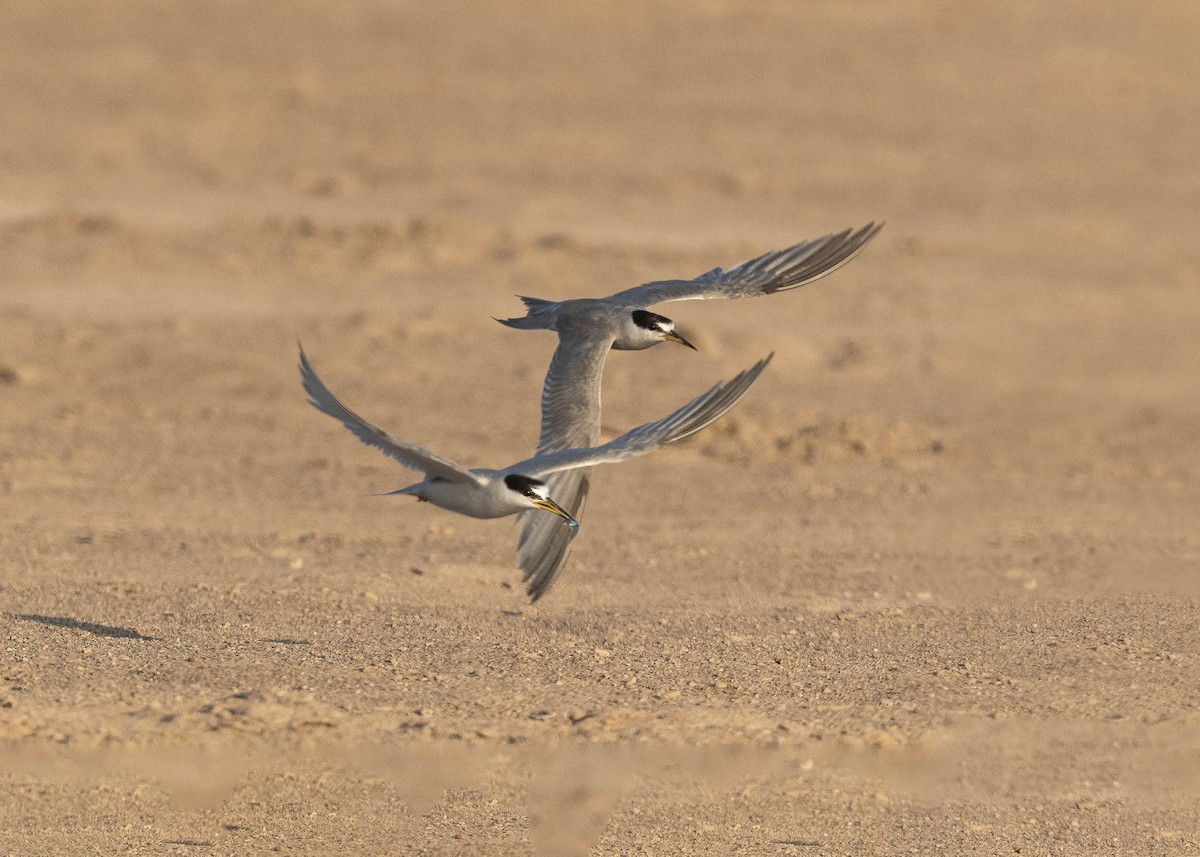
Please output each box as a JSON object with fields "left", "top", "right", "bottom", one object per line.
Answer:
{"left": 508, "top": 354, "right": 773, "bottom": 480}
{"left": 299, "top": 346, "right": 482, "bottom": 485}
{"left": 515, "top": 329, "right": 612, "bottom": 601}
{"left": 607, "top": 223, "right": 882, "bottom": 307}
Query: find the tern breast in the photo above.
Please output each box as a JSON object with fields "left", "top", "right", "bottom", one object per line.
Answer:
{"left": 420, "top": 477, "right": 523, "bottom": 519}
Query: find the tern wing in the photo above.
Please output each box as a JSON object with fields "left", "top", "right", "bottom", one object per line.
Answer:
{"left": 515, "top": 330, "right": 612, "bottom": 601}
{"left": 299, "top": 346, "right": 483, "bottom": 485}
{"left": 516, "top": 468, "right": 588, "bottom": 601}
{"left": 509, "top": 353, "right": 772, "bottom": 480}
{"left": 607, "top": 222, "right": 882, "bottom": 307}
{"left": 534, "top": 330, "right": 613, "bottom": 454}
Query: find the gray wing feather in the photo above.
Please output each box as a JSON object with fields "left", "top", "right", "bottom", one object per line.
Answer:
{"left": 299, "top": 346, "right": 482, "bottom": 485}
{"left": 508, "top": 354, "right": 773, "bottom": 479}
{"left": 608, "top": 222, "right": 882, "bottom": 307}
{"left": 533, "top": 331, "right": 612, "bottom": 454}
{"left": 515, "top": 331, "right": 611, "bottom": 601}
{"left": 516, "top": 468, "right": 589, "bottom": 601}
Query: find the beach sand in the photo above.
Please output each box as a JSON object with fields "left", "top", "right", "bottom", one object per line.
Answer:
{"left": 2, "top": 2, "right": 1198, "bottom": 853}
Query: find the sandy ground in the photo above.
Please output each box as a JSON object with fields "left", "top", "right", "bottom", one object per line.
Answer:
{"left": 2, "top": 1, "right": 1199, "bottom": 854}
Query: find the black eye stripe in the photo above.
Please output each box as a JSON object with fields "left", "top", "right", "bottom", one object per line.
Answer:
{"left": 504, "top": 473, "right": 546, "bottom": 494}
{"left": 632, "top": 309, "right": 673, "bottom": 331}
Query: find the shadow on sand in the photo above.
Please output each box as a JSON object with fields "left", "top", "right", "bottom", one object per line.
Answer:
{"left": 14, "top": 613, "right": 153, "bottom": 640}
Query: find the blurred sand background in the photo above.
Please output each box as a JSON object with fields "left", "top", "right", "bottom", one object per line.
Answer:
{"left": 2, "top": 1, "right": 1199, "bottom": 853}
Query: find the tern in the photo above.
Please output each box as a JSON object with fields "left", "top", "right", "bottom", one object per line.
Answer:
{"left": 299, "top": 346, "right": 772, "bottom": 597}
{"left": 497, "top": 223, "right": 881, "bottom": 597}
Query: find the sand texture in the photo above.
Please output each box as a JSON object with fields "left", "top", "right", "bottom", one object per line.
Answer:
{"left": 2, "top": 1, "right": 1199, "bottom": 854}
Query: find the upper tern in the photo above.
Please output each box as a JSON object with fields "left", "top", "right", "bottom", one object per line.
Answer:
{"left": 299, "top": 346, "right": 772, "bottom": 596}
{"left": 497, "top": 222, "right": 882, "bottom": 598}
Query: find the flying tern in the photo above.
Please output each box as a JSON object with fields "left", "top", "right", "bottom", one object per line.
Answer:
{"left": 496, "top": 223, "right": 881, "bottom": 597}
{"left": 299, "top": 345, "right": 772, "bottom": 598}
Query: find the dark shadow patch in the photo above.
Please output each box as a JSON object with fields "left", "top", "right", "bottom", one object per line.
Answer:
{"left": 260, "top": 638, "right": 311, "bottom": 645}
{"left": 14, "top": 614, "right": 153, "bottom": 640}
{"left": 161, "top": 840, "right": 212, "bottom": 848}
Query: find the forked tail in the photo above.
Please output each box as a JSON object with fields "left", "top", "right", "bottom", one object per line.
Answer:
{"left": 494, "top": 296, "right": 558, "bottom": 331}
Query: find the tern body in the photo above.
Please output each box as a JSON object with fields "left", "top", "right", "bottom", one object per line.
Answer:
{"left": 391, "top": 473, "right": 558, "bottom": 520}
{"left": 505, "top": 299, "right": 686, "bottom": 352}
{"left": 497, "top": 223, "right": 882, "bottom": 597}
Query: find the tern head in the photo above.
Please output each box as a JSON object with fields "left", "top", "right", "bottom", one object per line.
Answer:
{"left": 503, "top": 474, "right": 580, "bottom": 532}
{"left": 631, "top": 310, "right": 696, "bottom": 350}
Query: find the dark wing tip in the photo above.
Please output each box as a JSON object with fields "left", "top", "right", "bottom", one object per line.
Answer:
{"left": 297, "top": 343, "right": 317, "bottom": 392}
{"left": 297, "top": 343, "right": 324, "bottom": 391}
{"left": 519, "top": 474, "right": 590, "bottom": 601}
{"left": 758, "top": 221, "right": 884, "bottom": 293}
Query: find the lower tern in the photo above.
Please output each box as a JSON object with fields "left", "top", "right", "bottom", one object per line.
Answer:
{"left": 497, "top": 223, "right": 882, "bottom": 597}
{"left": 299, "top": 346, "right": 772, "bottom": 597}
